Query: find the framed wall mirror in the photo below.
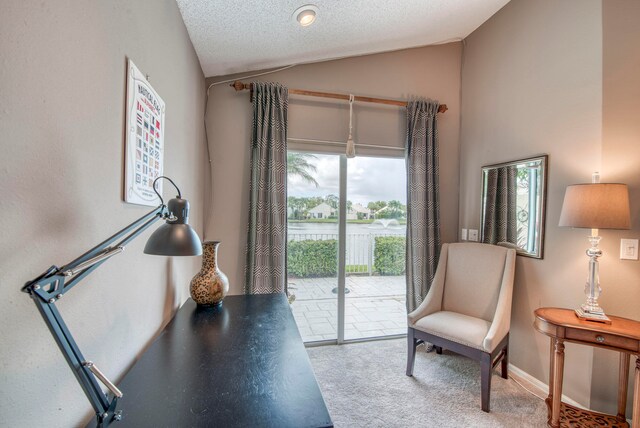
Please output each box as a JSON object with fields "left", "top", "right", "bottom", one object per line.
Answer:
{"left": 480, "top": 154, "right": 548, "bottom": 259}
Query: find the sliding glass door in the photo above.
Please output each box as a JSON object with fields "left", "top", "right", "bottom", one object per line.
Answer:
{"left": 287, "top": 153, "right": 339, "bottom": 342}
{"left": 344, "top": 156, "right": 407, "bottom": 340}
{"left": 287, "top": 151, "right": 407, "bottom": 344}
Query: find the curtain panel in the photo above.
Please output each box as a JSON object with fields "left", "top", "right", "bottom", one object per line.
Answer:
{"left": 405, "top": 99, "right": 441, "bottom": 312}
{"left": 482, "top": 165, "right": 518, "bottom": 246}
{"left": 245, "top": 82, "right": 289, "bottom": 294}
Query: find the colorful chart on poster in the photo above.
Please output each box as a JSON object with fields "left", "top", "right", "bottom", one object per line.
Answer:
{"left": 124, "top": 60, "right": 165, "bottom": 206}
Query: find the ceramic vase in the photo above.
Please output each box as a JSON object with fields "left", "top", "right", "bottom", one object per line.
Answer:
{"left": 190, "top": 241, "right": 229, "bottom": 307}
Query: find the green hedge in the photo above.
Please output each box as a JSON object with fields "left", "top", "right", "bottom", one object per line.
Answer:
{"left": 287, "top": 237, "right": 406, "bottom": 277}
{"left": 288, "top": 239, "right": 338, "bottom": 277}
{"left": 373, "top": 236, "right": 406, "bottom": 275}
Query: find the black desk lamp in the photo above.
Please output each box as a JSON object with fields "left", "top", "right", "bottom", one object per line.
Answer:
{"left": 21, "top": 176, "right": 202, "bottom": 427}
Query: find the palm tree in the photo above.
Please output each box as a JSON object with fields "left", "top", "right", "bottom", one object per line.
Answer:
{"left": 287, "top": 196, "right": 307, "bottom": 220}
{"left": 324, "top": 194, "right": 339, "bottom": 209}
{"left": 287, "top": 153, "right": 319, "bottom": 187}
{"left": 387, "top": 200, "right": 406, "bottom": 219}
{"left": 367, "top": 201, "right": 387, "bottom": 213}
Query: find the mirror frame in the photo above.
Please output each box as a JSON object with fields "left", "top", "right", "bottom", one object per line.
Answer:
{"left": 480, "top": 154, "right": 548, "bottom": 259}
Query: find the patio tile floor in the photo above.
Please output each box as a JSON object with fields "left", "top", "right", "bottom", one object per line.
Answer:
{"left": 288, "top": 275, "right": 406, "bottom": 342}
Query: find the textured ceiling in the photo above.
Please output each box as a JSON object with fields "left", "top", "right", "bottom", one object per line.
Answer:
{"left": 176, "top": 0, "right": 510, "bottom": 78}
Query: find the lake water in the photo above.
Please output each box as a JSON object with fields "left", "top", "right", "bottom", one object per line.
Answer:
{"left": 288, "top": 221, "right": 406, "bottom": 235}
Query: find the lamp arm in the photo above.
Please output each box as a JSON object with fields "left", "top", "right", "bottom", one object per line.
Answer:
{"left": 21, "top": 203, "right": 168, "bottom": 427}
{"left": 57, "top": 205, "right": 166, "bottom": 281}
{"left": 30, "top": 295, "right": 117, "bottom": 426}
{"left": 62, "top": 246, "right": 125, "bottom": 277}
{"left": 22, "top": 204, "right": 166, "bottom": 301}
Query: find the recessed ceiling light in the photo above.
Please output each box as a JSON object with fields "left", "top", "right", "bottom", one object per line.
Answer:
{"left": 293, "top": 4, "right": 318, "bottom": 27}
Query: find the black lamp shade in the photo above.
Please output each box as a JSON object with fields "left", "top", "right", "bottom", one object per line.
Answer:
{"left": 144, "top": 197, "right": 203, "bottom": 256}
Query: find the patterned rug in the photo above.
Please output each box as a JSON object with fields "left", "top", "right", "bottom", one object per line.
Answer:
{"left": 306, "top": 339, "right": 548, "bottom": 427}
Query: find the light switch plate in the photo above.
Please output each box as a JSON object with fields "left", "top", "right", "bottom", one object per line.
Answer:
{"left": 468, "top": 229, "right": 479, "bottom": 242}
{"left": 620, "top": 239, "right": 639, "bottom": 260}
{"left": 461, "top": 228, "right": 468, "bottom": 241}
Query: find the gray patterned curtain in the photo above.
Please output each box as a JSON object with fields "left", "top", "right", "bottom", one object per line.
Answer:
{"left": 405, "top": 99, "right": 441, "bottom": 312}
{"left": 245, "top": 82, "right": 288, "bottom": 294}
{"left": 482, "top": 165, "right": 517, "bottom": 245}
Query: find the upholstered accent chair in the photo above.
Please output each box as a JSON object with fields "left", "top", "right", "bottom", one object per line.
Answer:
{"left": 406, "top": 242, "right": 516, "bottom": 412}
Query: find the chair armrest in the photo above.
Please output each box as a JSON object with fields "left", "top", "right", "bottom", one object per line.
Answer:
{"left": 483, "top": 248, "right": 516, "bottom": 352}
{"left": 407, "top": 244, "right": 448, "bottom": 325}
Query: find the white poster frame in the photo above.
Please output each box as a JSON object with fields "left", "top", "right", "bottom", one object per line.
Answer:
{"left": 124, "top": 60, "right": 165, "bottom": 206}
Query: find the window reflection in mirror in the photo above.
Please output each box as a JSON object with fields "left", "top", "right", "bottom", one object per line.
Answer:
{"left": 481, "top": 155, "right": 548, "bottom": 259}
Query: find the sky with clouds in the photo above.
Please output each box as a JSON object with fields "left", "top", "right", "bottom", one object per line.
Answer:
{"left": 288, "top": 154, "right": 406, "bottom": 206}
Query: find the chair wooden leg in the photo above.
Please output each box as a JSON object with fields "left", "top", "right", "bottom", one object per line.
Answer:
{"left": 406, "top": 328, "right": 417, "bottom": 376}
{"left": 501, "top": 344, "right": 509, "bottom": 379}
{"left": 480, "top": 352, "right": 492, "bottom": 412}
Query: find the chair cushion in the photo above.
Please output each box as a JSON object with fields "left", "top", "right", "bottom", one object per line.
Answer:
{"left": 412, "top": 311, "right": 491, "bottom": 351}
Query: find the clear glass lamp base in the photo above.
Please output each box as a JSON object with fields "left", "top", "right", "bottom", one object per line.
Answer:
{"left": 575, "top": 307, "right": 611, "bottom": 323}
{"left": 580, "top": 302, "right": 605, "bottom": 315}
{"left": 582, "top": 236, "right": 605, "bottom": 316}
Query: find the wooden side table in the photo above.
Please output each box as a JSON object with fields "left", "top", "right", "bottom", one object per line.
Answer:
{"left": 534, "top": 308, "right": 640, "bottom": 428}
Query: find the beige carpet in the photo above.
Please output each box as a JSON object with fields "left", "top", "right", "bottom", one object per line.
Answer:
{"left": 306, "top": 339, "right": 548, "bottom": 427}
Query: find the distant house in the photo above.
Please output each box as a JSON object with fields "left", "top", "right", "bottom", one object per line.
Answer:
{"left": 308, "top": 202, "right": 335, "bottom": 219}
{"left": 347, "top": 203, "right": 371, "bottom": 220}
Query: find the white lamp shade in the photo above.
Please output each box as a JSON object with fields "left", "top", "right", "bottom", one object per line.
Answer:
{"left": 559, "top": 183, "right": 630, "bottom": 229}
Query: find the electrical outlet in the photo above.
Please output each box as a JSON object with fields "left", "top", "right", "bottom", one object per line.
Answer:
{"left": 461, "top": 228, "right": 468, "bottom": 241}
{"left": 468, "top": 229, "right": 478, "bottom": 242}
{"left": 620, "top": 239, "right": 639, "bottom": 260}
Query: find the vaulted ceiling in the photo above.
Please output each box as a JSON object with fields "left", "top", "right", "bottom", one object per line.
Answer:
{"left": 176, "top": 0, "right": 510, "bottom": 77}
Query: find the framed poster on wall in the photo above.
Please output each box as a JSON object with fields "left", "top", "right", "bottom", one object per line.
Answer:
{"left": 124, "top": 59, "right": 165, "bottom": 206}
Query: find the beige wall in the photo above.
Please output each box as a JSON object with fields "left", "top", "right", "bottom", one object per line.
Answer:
{"left": 591, "top": 0, "right": 640, "bottom": 414}
{"left": 0, "top": 1, "right": 206, "bottom": 426}
{"left": 461, "top": 0, "right": 639, "bottom": 414}
{"left": 3, "top": 0, "right": 634, "bottom": 424}
{"left": 204, "top": 44, "right": 462, "bottom": 295}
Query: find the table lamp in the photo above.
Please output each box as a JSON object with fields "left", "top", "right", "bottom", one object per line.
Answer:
{"left": 558, "top": 174, "right": 630, "bottom": 322}
{"left": 21, "top": 176, "right": 202, "bottom": 427}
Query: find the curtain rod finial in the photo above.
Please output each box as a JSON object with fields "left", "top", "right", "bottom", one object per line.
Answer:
{"left": 231, "top": 80, "right": 248, "bottom": 91}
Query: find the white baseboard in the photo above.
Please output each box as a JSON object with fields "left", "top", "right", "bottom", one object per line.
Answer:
{"left": 507, "top": 363, "right": 585, "bottom": 409}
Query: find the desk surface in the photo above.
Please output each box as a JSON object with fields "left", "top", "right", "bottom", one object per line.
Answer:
{"left": 92, "top": 294, "right": 332, "bottom": 428}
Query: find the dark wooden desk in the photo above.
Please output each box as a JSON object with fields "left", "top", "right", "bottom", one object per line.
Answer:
{"left": 89, "top": 294, "right": 332, "bottom": 428}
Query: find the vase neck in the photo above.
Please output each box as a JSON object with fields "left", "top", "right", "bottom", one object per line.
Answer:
{"left": 202, "top": 242, "right": 219, "bottom": 270}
